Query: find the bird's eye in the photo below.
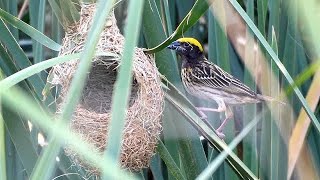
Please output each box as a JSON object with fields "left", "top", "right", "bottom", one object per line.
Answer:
{"left": 183, "top": 43, "right": 190, "bottom": 47}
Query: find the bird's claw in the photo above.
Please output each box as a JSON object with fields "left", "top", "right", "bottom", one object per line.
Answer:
{"left": 215, "top": 130, "right": 225, "bottom": 139}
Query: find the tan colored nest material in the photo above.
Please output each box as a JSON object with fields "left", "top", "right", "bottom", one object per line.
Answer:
{"left": 49, "top": 4, "right": 164, "bottom": 173}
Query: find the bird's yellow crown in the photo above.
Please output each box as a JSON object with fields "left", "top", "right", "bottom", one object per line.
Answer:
{"left": 177, "top": 37, "right": 203, "bottom": 52}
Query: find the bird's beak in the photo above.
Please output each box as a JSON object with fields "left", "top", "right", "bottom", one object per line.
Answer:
{"left": 167, "top": 41, "right": 180, "bottom": 50}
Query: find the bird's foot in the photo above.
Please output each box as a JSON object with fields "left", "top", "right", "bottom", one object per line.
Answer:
{"left": 216, "top": 106, "right": 234, "bottom": 133}
{"left": 215, "top": 130, "right": 225, "bottom": 139}
{"left": 196, "top": 107, "right": 226, "bottom": 139}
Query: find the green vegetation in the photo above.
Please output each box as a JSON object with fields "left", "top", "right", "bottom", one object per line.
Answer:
{"left": 0, "top": 0, "right": 319, "bottom": 179}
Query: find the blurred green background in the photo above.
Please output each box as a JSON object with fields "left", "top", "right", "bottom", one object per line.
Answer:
{"left": 0, "top": 0, "right": 319, "bottom": 179}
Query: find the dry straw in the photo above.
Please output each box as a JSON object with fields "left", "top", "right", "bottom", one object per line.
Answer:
{"left": 48, "top": 3, "right": 164, "bottom": 174}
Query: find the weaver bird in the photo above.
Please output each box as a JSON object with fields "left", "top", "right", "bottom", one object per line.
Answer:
{"left": 168, "top": 37, "right": 279, "bottom": 138}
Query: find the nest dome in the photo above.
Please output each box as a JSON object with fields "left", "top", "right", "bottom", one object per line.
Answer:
{"left": 48, "top": 3, "right": 164, "bottom": 174}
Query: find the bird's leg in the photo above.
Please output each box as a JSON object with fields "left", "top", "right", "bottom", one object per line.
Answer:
{"left": 196, "top": 99, "right": 227, "bottom": 139}
{"left": 196, "top": 108, "right": 208, "bottom": 120}
{"left": 216, "top": 105, "right": 233, "bottom": 133}
{"left": 196, "top": 98, "right": 226, "bottom": 113}
{"left": 196, "top": 109, "right": 225, "bottom": 139}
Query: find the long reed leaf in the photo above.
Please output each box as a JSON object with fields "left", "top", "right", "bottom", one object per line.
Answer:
{"left": 0, "top": 70, "right": 6, "bottom": 180}
{"left": 0, "top": 87, "right": 135, "bottom": 179}
{"left": 0, "top": 52, "right": 116, "bottom": 90}
{"left": 103, "top": 0, "right": 145, "bottom": 173}
{"left": 0, "top": 7, "right": 61, "bottom": 51}
{"left": 197, "top": 111, "right": 262, "bottom": 180}
{"left": 157, "top": 140, "right": 186, "bottom": 180}
{"left": 144, "top": 0, "right": 209, "bottom": 53}
{"left": 142, "top": 0, "right": 180, "bottom": 83}
{"left": 227, "top": 0, "right": 320, "bottom": 135}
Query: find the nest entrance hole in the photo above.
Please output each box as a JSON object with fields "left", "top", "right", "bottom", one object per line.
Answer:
{"left": 80, "top": 61, "right": 138, "bottom": 114}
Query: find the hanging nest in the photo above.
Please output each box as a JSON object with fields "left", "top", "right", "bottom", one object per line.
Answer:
{"left": 48, "top": 4, "right": 164, "bottom": 174}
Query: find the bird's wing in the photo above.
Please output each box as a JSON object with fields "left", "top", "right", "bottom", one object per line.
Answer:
{"left": 190, "top": 60, "right": 257, "bottom": 97}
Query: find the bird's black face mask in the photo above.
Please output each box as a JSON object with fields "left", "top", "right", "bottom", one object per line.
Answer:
{"left": 168, "top": 41, "right": 202, "bottom": 59}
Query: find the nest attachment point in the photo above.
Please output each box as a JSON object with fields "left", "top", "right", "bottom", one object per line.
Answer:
{"left": 49, "top": 4, "right": 164, "bottom": 174}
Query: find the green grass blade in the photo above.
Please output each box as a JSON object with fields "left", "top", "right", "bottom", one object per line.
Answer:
{"left": 142, "top": 0, "right": 180, "bottom": 83}
{"left": 48, "top": 0, "right": 68, "bottom": 28}
{"left": 0, "top": 8, "right": 61, "bottom": 51}
{"left": 51, "top": 9, "right": 63, "bottom": 47}
{"left": 0, "top": 71, "right": 6, "bottom": 180}
{"left": 243, "top": 0, "right": 258, "bottom": 175}
{"left": 163, "top": 100, "right": 208, "bottom": 179}
{"left": 174, "top": 0, "right": 202, "bottom": 39}
{"left": 1, "top": 87, "right": 135, "bottom": 179}
{"left": 162, "top": 104, "right": 184, "bottom": 179}
{"left": 172, "top": 110, "right": 209, "bottom": 179}
{"left": 30, "top": 0, "right": 46, "bottom": 64}
{"left": 30, "top": 136, "right": 61, "bottom": 180}
{"left": 270, "top": 26, "right": 282, "bottom": 180}
{"left": 0, "top": 52, "right": 116, "bottom": 90}
{"left": 4, "top": 0, "right": 18, "bottom": 39}
{"left": 103, "top": 0, "right": 144, "bottom": 172}
{"left": 285, "top": 62, "right": 320, "bottom": 95}
{"left": 59, "top": 0, "right": 80, "bottom": 25}
{"left": 0, "top": 19, "right": 54, "bottom": 105}
{"left": 0, "top": 41, "right": 53, "bottom": 112}
{"left": 162, "top": 0, "right": 178, "bottom": 64}
{"left": 55, "top": 153, "right": 84, "bottom": 180}
{"left": 144, "top": 0, "right": 209, "bottom": 54}
{"left": 157, "top": 140, "right": 186, "bottom": 180}
{"left": 2, "top": 105, "right": 39, "bottom": 177}
{"left": 228, "top": 0, "right": 320, "bottom": 134}
{"left": 150, "top": 154, "right": 164, "bottom": 180}
{"left": 162, "top": 0, "right": 174, "bottom": 35}
{"left": 0, "top": 53, "right": 81, "bottom": 90}
{"left": 212, "top": 2, "right": 230, "bottom": 72}
{"left": 267, "top": 0, "right": 280, "bottom": 41}
{"left": 197, "top": 112, "right": 262, "bottom": 180}
{"left": 257, "top": 0, "right": 267, "bottom": 36}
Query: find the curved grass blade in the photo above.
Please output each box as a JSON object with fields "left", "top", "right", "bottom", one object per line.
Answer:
{"left": 58, "top": 0, "right": 80, "bottom": 26}
{"left": 0, "top": 19, "right": 55, "bottom": 106}
{"left": 163, "top": 102, "right": 209, "bottom": 179}
{"left": 0, "top": 71, "right": 6, "bottom": 180}
{"left": 0, "top": 52, "right": 117, "bottom": 90}
{"left": 48, "top": 0, "right": 68, "bottom": 28}
{"left": 0, "top": 87, "right": 136, "bottom": 180}
{"left": 150, "top": 154, "right": 164, "bottom": 180}
{"left": 157, "top": 140, "right": 186, "bottom": 180}
{"left": 30, "top": 0, "right": 46, "bottom": 64}
{"left": 284, "top": 61, "right": 320, "bottom": 96}
{"left": 2, "top": 105, "right": 39, "bottom": 177}
{"left": 0, "top": 8, "right": 61, "bottom": 51}
{"left": 103, "top": 0, "right": 145, "bottom": 174}
{"left": 197, "top": 112, "right": 262, "bottom": 180}
{"left": 144, "top": 0, "right": 209, "bottom": 54}
{"left": 142, "top": 0, "right": 180, "bottom": 83}
{"left": 288, "top": 68, "right": 320, "bottom": 178}
{"left": 163, "top": 79, "right": 258, "bottom": 179}
{"left": 227, "top": 0, "right": 320, "bottom": 134}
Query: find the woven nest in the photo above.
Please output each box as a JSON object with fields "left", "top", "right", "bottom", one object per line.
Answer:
{"left": 48, "top": 4, "right": 164, "bottom": 174}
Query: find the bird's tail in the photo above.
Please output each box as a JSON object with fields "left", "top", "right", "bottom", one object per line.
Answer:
{"left": 257, "top": 94, "right": 286, "bottom": 105}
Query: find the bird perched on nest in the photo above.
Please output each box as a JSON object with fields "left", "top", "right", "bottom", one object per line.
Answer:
{"left": 168, "top": 37, "right": 281, "bottom": 138}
